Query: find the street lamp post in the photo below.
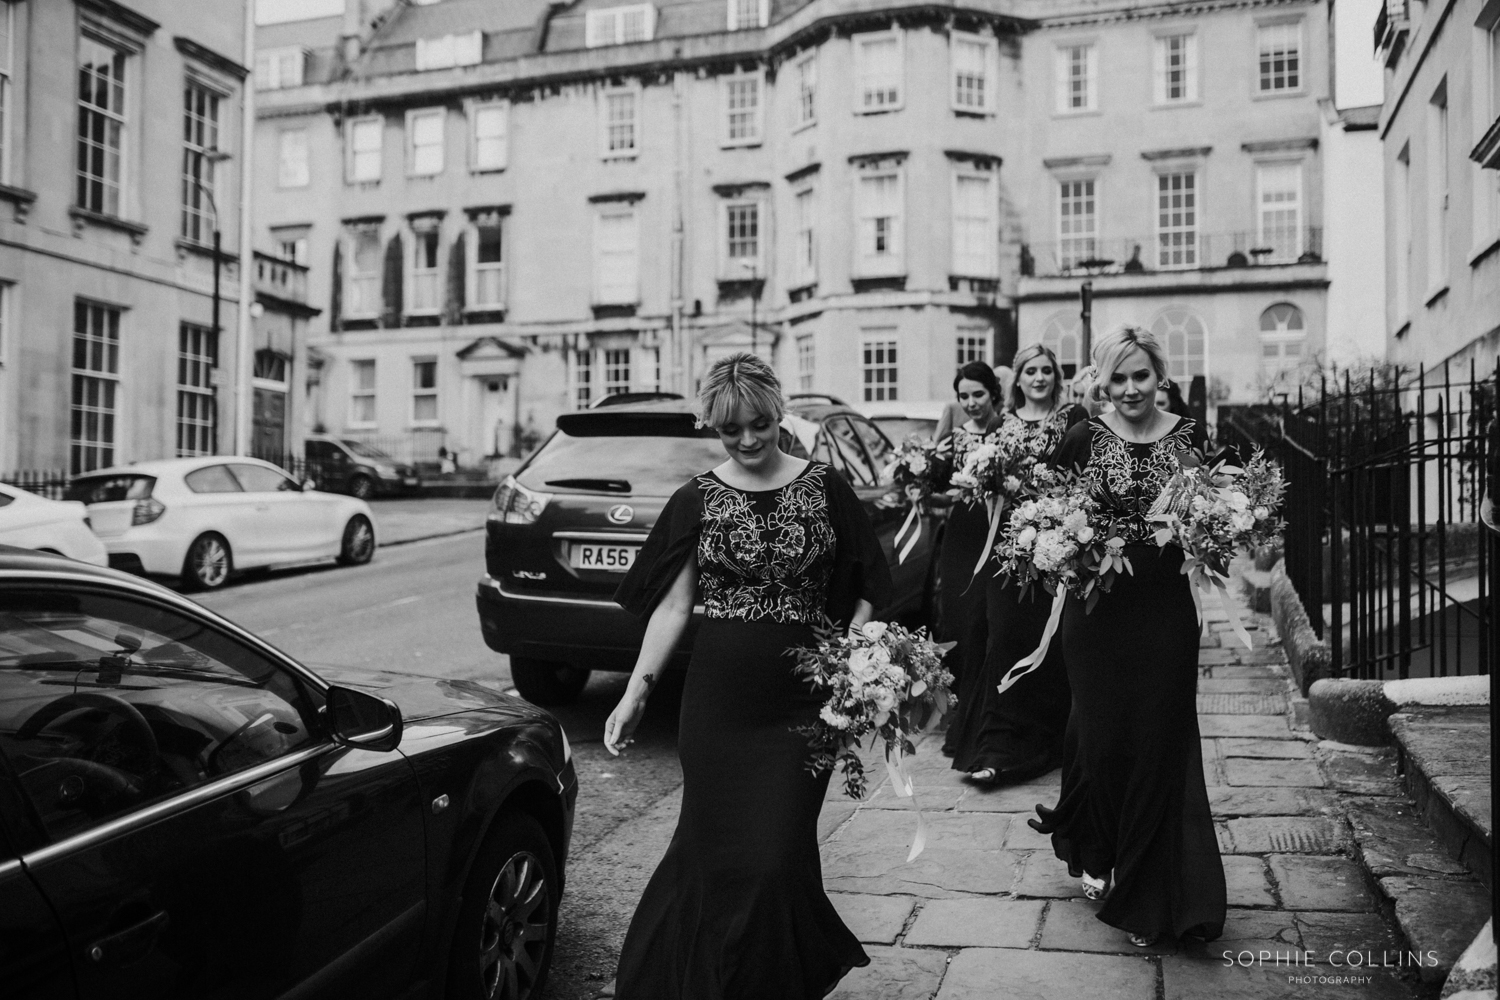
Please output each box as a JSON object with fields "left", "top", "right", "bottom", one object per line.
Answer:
{"left": 192, "top": 150, "right": 233, "bottom": 453}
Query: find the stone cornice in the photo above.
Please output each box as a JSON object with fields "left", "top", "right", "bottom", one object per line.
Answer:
{"left": 1033, "top": 0, "right": 1317, "bottom": 32}
{"left": 1241, "top": 137, "right": 1319, "bottom": 154}
{"left": 77, "top": 0, "right": 159, "bottom": 38}
{"left": 1141, "top": 145, "right": 1213, "bottom": 161}
{"left": 175, "top": 36, "right": 249, "bottom": 81}
{"left": 1043, "top": 153, "right": 1112, "bottom": 169}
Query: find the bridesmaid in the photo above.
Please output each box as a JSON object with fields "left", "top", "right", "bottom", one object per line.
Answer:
{"left": 931, "top": 361, "right": 1006, "bottom": 757}
{"left": 951, "top": 344, "right": 1087, "bottom": 783}
{"left": 604, "top": 353, "right": 889, "bottom": 999}
{"left": 1029, "top": 327, "right": 1226, "bottom": 948}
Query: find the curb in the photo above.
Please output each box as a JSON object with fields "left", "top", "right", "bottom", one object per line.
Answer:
{"left": 379, "top": 525, "right": 487, "bottom": 548}
{"left": 1268, "top": 559, "right": 1331, "bottom": 696}
{"left": 1307, "top": 678, "right": 1396, "bottom": 747}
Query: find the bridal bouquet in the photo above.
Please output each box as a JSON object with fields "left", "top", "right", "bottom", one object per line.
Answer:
{"left": 792, "top": 620, "right": 955, "bottom": 802}
{"left": 1148, "top": 448, "right": 1286, "bottom": 647}
{"left": 950, "top": 440, "right": 1011, "bottom": 506}
{"left": 880, "top": 436, "right": 941, "bottom": 563}
{"left": 995, "top": 466, "right": 1133, "bottom": 612}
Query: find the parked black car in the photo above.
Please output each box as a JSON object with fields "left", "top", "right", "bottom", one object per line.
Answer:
{"left": 305, "top": 435, "right": 422, "bottom": 499}
{"left": 0, "top": 548, "right": 575, "bottom": 1000}
{"left": 475, "top": 399, "right": 941, "bottom": 705}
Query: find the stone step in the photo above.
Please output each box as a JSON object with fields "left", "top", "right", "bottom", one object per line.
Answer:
{"left": 1387, "top": 706, "right": 1493, "bottom": 893}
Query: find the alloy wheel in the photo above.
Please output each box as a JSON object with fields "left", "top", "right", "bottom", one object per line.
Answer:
{"left": 344, "top": 517, "right": 375, "bottom": 564}
{"left": 192, "top": 536, "right": 229, "bottom": 588}
{"left": 478, "top": 851, "right": 552, "bottom": 1000}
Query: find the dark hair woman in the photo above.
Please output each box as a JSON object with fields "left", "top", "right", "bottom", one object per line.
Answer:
{"left": 606, "top": 353, "right": 889, "bottom": 998}
{"left": 948, "top": 343, "right": 1088, "bottom": 784}
{"left": 1030, "top": 327, "right": 1226, "bottom": 949}
{"left": 931, "top": 360, "right": 1006, "bottom": 757}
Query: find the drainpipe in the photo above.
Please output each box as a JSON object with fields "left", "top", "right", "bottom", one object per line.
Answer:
{"left": 671, "top": 68, "right": 686, "bottom": 393}
{"left": 235, "top": 0, "right": 256, "bottom": 455}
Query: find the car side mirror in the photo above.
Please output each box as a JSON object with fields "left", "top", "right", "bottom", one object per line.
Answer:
{"left": 324, "top": 686, "right": 402, "bottom": 752}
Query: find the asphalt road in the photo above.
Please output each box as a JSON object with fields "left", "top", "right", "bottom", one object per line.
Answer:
{"left": 192, "top": 530, "right": 684, "bottom": 1000}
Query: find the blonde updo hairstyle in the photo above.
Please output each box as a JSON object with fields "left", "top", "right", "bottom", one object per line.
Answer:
{"left": 698, "top": 352, "right": 785, "bottom": 429}
{"left": 1088, "top": 326, "right": 1169, "bottom": 403}
{"left": 1007, "top": 343, "right": 1065, "bottom": 413}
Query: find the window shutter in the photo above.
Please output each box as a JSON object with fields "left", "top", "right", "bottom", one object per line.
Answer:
{"left": 1184, "top": 35, "right": 1199, "bottom": 101}
{"left": 447, "top": 230, "right": 466, "bottom": 320}
{"left": 330, "top": 240, "right": 343, "bottom": 331}
{"left": 382, "top": 231, "right": 404, "bottom": 327}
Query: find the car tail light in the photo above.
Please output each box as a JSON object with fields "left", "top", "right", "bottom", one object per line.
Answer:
{"left": 490, "top": 476, "right": 552, "bottom": 525}
{"left": 132, "top": 498, "right": 166, "bottom": 525}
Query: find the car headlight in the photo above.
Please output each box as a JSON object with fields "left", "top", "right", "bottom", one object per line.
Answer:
{"left": 374, "top": 464, "right": 398, "bottom": 477}
{"left": 490, "top": 476, "right": 552, "bottom": 525}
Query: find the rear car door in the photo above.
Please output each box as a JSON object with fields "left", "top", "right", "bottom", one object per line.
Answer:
{"left": 178, "top": 464, "right": 261, "bottom": 565}
{"left": 0, "top": 778, "right": 76, "bottom": 1000}
{"left": 0, "top": 584, "right": 427, "bottom": 1000}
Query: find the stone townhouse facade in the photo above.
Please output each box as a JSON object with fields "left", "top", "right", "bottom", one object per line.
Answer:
{"left": 1378, "top": 0, "right": 1500, "bottom": 376}
{"left": 1012, "top": 0, "right": 1335, "bottom": 412}
{"left": 256, "top": 0, "right": 1348, "bottom": 464}
{"left": 0, "top": 0, "right": 253, "bottom": 474}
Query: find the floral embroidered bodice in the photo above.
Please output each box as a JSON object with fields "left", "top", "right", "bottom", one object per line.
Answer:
{"left": 1076, "top": 417, "right": 1200, "bottom": 543}
{"left": 995, "top": 407, "right": 1075, "bottom": 472}
{"left": 695, "top": 464, "right": 837, "bottom": 624}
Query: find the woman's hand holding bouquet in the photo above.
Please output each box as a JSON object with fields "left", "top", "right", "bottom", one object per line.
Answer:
{"left": 1147, "top": 448, "right": 1286, "bottom": 647}
{"left": 793, "top": 620, "right": 955, "bottom": 860}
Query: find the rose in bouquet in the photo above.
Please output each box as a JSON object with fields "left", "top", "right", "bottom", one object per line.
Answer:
{"left": 949, "top": 440, "right": 1008, "bottom": 506}
{"left": 880, "top": 436, "right": 941, "bottom": 563}
{"left": 995, "top": 465, "right": 1133, "bottom": 613}
{"left": 791, "top": 620, "right": 955, "bottom": 802}
{"left": 1147, "top": 448, "right": 1286, "bottom": 647}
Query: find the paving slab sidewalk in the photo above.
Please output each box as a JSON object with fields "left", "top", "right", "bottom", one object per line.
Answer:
{"left": 819, "top": 587, "right": 1432, "bottom": 1000}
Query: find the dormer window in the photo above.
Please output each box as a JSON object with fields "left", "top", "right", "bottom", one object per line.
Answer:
{"left": 585, "top": 4, "right": 656, "bottom": 47}
{"left": 726, "top": 0, "right": 768, "bottom": 31}
{"left": 415, "top": 31, "right": 482, "bottom": 71}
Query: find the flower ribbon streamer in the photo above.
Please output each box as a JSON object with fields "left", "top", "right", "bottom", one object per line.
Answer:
{"left": 884, "top": 745, "right": 928, "bottom": 862}
{"left": 893, "top": 504, "right": 921, "bottom": 564}
{"left": 970, "top": 496, "right": 1005, "bottom": 582}
{"left": 998, "top": 588, "right": 1067, "bottom": 695}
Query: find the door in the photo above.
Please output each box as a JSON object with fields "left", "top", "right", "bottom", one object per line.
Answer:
{"left": 252, "top": 388, "right": 287, "bottom": 462}
{"left": 0, "top": 791, "right": 75, "bottom": 999}
{"left": 229, "top": 463, "right": 333, "bottom": 561}
{"left": 0, "top": 585, "right": 426, "bottom": 1000}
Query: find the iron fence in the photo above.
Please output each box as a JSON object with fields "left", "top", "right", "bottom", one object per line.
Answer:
{"left": 1222, "top": 361, "right": 1498, "bottom": 681}
{"left": 1, "top": 470, "right": 71, "bottom": 500}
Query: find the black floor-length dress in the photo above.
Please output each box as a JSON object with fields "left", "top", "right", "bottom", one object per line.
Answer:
{"left": 951, "top": 404, "right": 1087, "bottom": 779}
{"left": 612, "top": 462, "right": 890, "bottom": 1000}
{"left": 934, "top": 424, "right": 1003, "bottom": 756}
{"left": 1030, "top": 416, "right": 1227, "bottom": 942}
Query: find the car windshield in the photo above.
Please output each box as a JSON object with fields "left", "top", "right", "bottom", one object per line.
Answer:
{"left": 64, "top": 474, "right": 156, "bottom": 504}
{"left": 340, "top": 440, "right": 394, "bottom": 461}
{"left": 521, "top": 431, "right": 727, "bottom": 497}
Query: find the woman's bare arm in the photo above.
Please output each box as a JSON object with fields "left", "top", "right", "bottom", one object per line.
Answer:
{"left": 604, "top": 554, "right": 697, "bottom": 754}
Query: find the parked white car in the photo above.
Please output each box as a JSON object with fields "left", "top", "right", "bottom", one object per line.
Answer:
{"left": 66, "top": 457, "right": 377, "bottom": 589}
{"left": 0, "top": 483, "right": 108, "bottom": 565}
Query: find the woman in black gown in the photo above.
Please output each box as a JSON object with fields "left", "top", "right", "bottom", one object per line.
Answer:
{"left": 1029, "top": 327, "right": 1226, "bottom": 948}
{"left": 951, "top": 344, "right": 1087, "bottom": 782}
{"left": 605, "top": 353, "right": 890, "bottom": 1000}
{"left": 932, "top": 361, "right": 1006, "bottom": 757}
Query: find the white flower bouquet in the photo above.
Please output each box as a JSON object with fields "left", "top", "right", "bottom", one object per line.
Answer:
{"left": 1148, "top": 449, "right": 1286, "bottom": 645}
{"left": 792, "top": 620, "right": 955, "bottom": 801}
{"left": 995, "top": 466, "right": 1134, "bottom": 613}
{"left": 880, "top": 436, "right": 941, "bottom": 563}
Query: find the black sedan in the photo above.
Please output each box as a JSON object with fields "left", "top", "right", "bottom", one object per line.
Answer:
{"left": 0, "top": 548, "right": 575, "bottom": 1000}
{"left": 475, "top": 399, "right": 941, "bottom": 705}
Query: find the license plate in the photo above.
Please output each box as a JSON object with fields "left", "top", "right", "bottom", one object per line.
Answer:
{"left": 571, "top": 544, "right": 638, "bottom": 571}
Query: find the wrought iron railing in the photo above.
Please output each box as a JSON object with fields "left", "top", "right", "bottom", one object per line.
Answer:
{"left": 1223, "top": 361, "right": 1498, "bottom": 681}
{"left": 1023, "top": 228, "right": 1324, "bottom": 278}
{"left": 0, "top": 470, "right": 71, "bottom": 500}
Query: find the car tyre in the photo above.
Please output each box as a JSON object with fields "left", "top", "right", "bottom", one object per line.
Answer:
{"left": 337, "top": 514, "right": 376, "bottom": 566}
{"left": 510, "top": 658, "right": 590, "bottom": 706}
{"left": 182, "top": 533, "right": 232, "bottom": 591}
{"left": 349, "top": 473, "right": 375, "bottom": 500}
{"left": 447, "top": 812, "right": 558, "bottom": 1000}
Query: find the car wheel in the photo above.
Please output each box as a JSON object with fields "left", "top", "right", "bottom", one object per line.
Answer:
{"left": 349, "top": 474, "right": 375, "bottom": 500}
{"left": 509, "top": 658, "right": 590, "bottom": 706}
{"left": 337, "top": 515, "right": 375, "bottom": 566}
{"left": 182, "top": 533, "right": 232, "bottom": 590}
{"left": 447, "top": 812, "right": 558, "bottom": 1000}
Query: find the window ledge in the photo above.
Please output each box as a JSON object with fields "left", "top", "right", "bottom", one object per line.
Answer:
{"left": 0, "top": 183, "right": 36, "bottom": 222}
{"left": 1051, "top": 108, "right": 1101, "bottom": 119}
{"left": 1468, "top": 233, "right": 1500, "bottom": 268}
{"left": 720, "top": 138, "right": 764, "bottom": 150}
{"left": 1423, "top": 283, "right": 1450, "bottom": 307}
{"left": 1393, "top": 317, "right": 1411, "bottom": 339}
{"left": 601, "top": 151, "right": 639, "bottom": 162}
{"left": 1251, "top": 88, "right": 1306, "bottom": 101}
{"left": 1151, "top": 100, "right": 1203, "bottom": 110}
{"left": 951, "top": 106, "right": 995, "bottom": 118}
{"left": 70, "top": 206, "right": 148, "bottom": 244}
{"left": 176, "top": 237, "right": 238, "bottom": 262}
{"left": 854, "top": 105, "right": 906, "bottom": 116}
